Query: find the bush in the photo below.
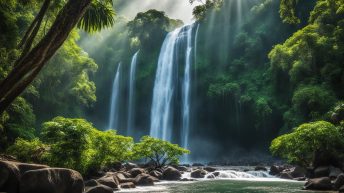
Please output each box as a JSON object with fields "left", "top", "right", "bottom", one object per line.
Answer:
{"left": 7, "top": 138, "right": 47, "bottom": 163}
{"left": 270, "top": 121, "right": 344, "bottom": 167}
{"left": 132, "top": 136, "right": 189, "bottom": 168}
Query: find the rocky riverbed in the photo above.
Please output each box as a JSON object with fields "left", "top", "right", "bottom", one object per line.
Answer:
{"left": 1, "top": 157, "right": 344, "bottom": 193}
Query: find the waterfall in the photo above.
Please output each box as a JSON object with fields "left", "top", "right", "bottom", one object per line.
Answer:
{"left": 127, "top": 51, "right": 139, "bottom": 136}
{"left": 181, "top": 24, "right": 194, "bottom": 161}
{"left": 150, "top": 28, "right": 182, "bottom": 141}
{"left": 150, "top": 23, "right": 197, "bottom": 149}
{"left": 108, "top": 63, "right": 121, "bottom": 130}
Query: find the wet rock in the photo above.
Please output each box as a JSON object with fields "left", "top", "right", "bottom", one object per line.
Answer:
{"left": 334, "top": 174, "right": 344, "bottom": 190}
{"left": 134, "top": 174, "right": 157, "bottom": 186}
{"left": 212, "top": 172, "right": 220, "bottom": 177}
{"left": 304, "top": 177, "right": 332, "bottom": 190}
{"left": 149, "top": 170, "right": 162, "bottom": 179}
{"left": 85, "top": 185, "right": 113, "bottom": 193}
{"left": 96, "top": 176, "right": 119, "bottom": 190}
{"left": 329, "top": 166, "right": 342, "bottom": 179}
{"left": 0, "top": 161, "right": 20, "bottom": 193}
{"left": 314, "top": 166, "right": 330, "bottom": 178}
{"left": 206, "top": 174, "right": 216, "bottom": 179}
{"left": 191, "top": 169, "right": 207, "bottom": 178}
{"left": 192, "top": 163, "right": 204, "bottom": 167}
{"left": 280, "top": 172, "right": 293, "bottom": 179}
{"left": 176, "top": 165, "right": 188, "bottom": 172}
{"left": 162, "top": 167, "right": 181, "bottom": 180}
{"left": 254, "top": 166, "right": 267, "bottom": 171}
{"left": 85, "top": 179, "right": 99, "bottom": 187}
{"left": 180, "top": 178, "right": 195, "bottom": 181}
{"left": 124, "top": 162, "right": 138, "bottom": 170}
{"left": 120, "top": 182, "right": 136, "bottom": 189}
{"left": 129, "top": 168, "right": 145, "bottom": 178}
{"left": 290, "top": 166, "right": 306, "bottom": 178}
{"left": 293, "top": 177, "right": 307, "bottom": 181}
{"left": 115, "top": 172, "right": 127, "bottom": 182}
{"left": 204, "top": 167, "right": 216, "bottom": 172}
{"left": 20, "top": 168, "right": 84, "bottom": 193}
{"left": 269, "top": 165, "right": 283, "bottom": 175}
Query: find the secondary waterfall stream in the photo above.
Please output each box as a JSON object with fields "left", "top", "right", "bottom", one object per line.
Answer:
{"left": 108, "top": 63, "right": 121, "bottom": 130}
{"left": 127, "top": 51, "right": 139, "bottom": 136}
{"left": 150, "top": 23, "right": 197, "bottom": 155}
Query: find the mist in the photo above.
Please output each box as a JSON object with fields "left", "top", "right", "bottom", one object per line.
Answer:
{"left": 114, "top": 0, "right": 202, "bottom": 23}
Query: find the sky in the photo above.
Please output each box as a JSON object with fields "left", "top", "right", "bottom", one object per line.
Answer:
{"left": 115, "top": 0, "right": 202, "bottom": 23}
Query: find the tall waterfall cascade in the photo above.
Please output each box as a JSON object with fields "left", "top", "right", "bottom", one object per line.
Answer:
{"left": 127, "top": 51, "right": 139, "bottom": 136}
{"left": 150, "top": 23, "right": 198, "bottom": 152}
{"left": 108, "top": 63, "right": 121, "bottom": 130}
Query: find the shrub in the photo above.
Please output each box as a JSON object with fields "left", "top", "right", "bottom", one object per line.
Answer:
{"left": 270, "top": 121, "right": 344, "bottom": 167}
{"left": 7, "top": 138, "right": 47, "bottom": 163}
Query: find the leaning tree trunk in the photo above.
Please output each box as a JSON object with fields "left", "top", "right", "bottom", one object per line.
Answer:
{"left": 0, "top": 0, "right": 92, "bottom": 114}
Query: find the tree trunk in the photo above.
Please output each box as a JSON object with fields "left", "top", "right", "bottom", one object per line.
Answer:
{"left": 0, "top": 0, "right": 92, "bottom": 114}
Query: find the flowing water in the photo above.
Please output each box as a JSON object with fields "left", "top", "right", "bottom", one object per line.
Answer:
{"left": 108, "top": 63, "right": 121, "bottom": 130}
{"left": 127, "top": 51, "right": 139, "bottom": 136}
{"left": 181, "top": 24, "right": 194, "bottom": 162}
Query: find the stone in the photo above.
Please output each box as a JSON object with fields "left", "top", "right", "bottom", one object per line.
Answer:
{"left": 129, "top": 168, "right": 145, "bottom": 178}
{"left": 314, "top": 166, "right": 330, "bottom": 178}
{"left": 290, "top": 166, "right": 307, "bottom": 178}
{"left": 85, "top": 185, "right": 113, "bottom": 193}
{"left": 334, "top": 174, "right": 344, "bottom": 190}
{"left": 192, "top": 163, "right": 204, "bottom": 167}
{"left": 19, "top": 168, "right": 84, "bottom": 193}
{"left": 304, "top": 177, "right": 332, "bottom": 190}
{"left": 149, "top": 170, "right": 162, "bottom": 179}
{"left": 120, "top": 182, "right": 136, "bottom": 189}
{"left": 176, "top": 165, "right": 188, "bottom": 172}
{"left": 96, "top": 176, "right": 119, "bottom": 190}
{"left": 254, "top": 166, "right": 267, "bottom": 171}
{"left": 162, "top": 167, "right": 181, "bottom": 181}
{"left": 124, "top": 162, "right": 138, "bottom": 170}
{"left": 279, "top": 172, "right": 293, "bottom": 179}
{"left": 269, "top": 165, "right": 281, "bottom": 176}
{"left": 0, "top": 161, "right": 20, "bottom": 193}
{"left": 212, "top": 172, "right": 220, "bottom": 177}
{"left": 115, "top": 172, "right": 127, "bottom": 182}
{"left": 134, "top": 174, "right": 156, "bottom": 186}
{"left": 329, "top": 166, "right": 342, "bottom": 179}
{"left": 204, "top": 167, "right": 216, "bottom": 172}
{"left": 191, "top": 169, "right": 207, "bottom": 178}
{"left": 85, "top": 179, "right": 99, "bottom": 187}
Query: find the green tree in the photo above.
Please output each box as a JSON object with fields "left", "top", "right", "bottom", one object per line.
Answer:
{"left": 0, "top": 0, "right": 115, "bottom": 114}
{"left": 132, "top": 136, "right": 190, "bottom": 168}
{"left": 270, "top": 121, "right": 344, "bottom": 167}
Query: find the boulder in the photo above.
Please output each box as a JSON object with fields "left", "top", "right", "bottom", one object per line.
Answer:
{"left": 96, "top": 176, "right": 119, "bottom": 190}
{"left": 206, "top": 174, "right": 216, "bottom": 179}
{"left": 269, "top": 165, "right": 281, "bottom": 176}
{"left": 212, "top": 172, "right": 220, "bottom": 177}
{"left": 19, "top": 168, "right": 84, "bottom": 193}
{"left": 279, "top": 172, "right": 293, "bottom": 180}
{"left": 334, "top": 174, "right": 344, "bottom": 190}
{"left": 329, "top": 166, "right": 342, "bottom": 179}
{"left": 314, "top": 166, "right": 330, "bottom": 178}
{"left": 0, "top": 161, "right": 20, "bottom": 193}
{"left": 85, "top": 179, "right": 99, "bottom": 187}
{"left": 120, "top": 182, "right": 136, "bottom": 189}
{"left": 134, "top": 174, "right": 156, "bottom": 186}
{"left": 191, "top": 169, "right": 207, "bottom": 178}
{"left": 162, "top": 167, "right": 181, "bottom": 181}
{"left": 340, "top": 185, "right": 344, "bottom": 193}
{"left": 176, "top": 165, "right": 188, "bottom": 172}
{"left": 85, "top": 185, "right": 113, "bottom": 193}
{"left": 290, "top": 166, "right": 306, "bottom": 178}
{"left": 129, "top": 168, "right": 145, "bottom": 178}
{"left": 204, "top": 167, "right": 216, "bottom": 172}
{"left": 254, "top": 166, "right": 267, "bottom": 171}
{"left": 149, "top": 170, "right": 162, "bottom": 179}
{"left": 124, "top": 162, "right": 138, "bottom": 170}
{"left": 304, "top": 177, "right": 332, "bottom": 190}
{"left": 115, "top": 172, "right": 127, "bottom": 182}
{"left": 192, "top": 163, "right": 204, "bottom": 167}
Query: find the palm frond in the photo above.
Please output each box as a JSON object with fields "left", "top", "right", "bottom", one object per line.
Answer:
{"left": 77, "top": 0, "right": 115, "bottom": 33}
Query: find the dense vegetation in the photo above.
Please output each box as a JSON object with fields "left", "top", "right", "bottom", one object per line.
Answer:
{"left": 0, "top": 0, "right": 343, "bottom": 166}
